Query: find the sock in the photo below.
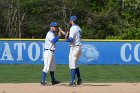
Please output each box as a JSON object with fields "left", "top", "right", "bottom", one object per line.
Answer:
{"left": 76, "top": 68, "right": 81, "bottom": 80}
{"left": 50, "top": 71, "right": 55, "bottom": 81}
{"left": 71, "top": 69, "right": 76, "bottom": 82}
{"left": 42, "top": 71, "right": 47, "bottom": 81}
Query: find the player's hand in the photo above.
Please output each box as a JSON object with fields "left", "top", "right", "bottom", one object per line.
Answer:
{"left": 59, "top": 27, "right": 66, "bottom": 35}
{"left": 58, "top": 31, "right": 61, "bottom": 36}
{"left": 59, "top": 27, "right": 62, "bottom": 31}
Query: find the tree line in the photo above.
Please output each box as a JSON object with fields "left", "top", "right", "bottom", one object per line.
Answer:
{"left": 0, "top": 0, "right": 139, "bottom": 39}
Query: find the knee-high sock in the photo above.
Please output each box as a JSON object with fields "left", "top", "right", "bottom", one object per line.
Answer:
{"left": 71, "top": 69, "right": 76, "bottom": 82}
{"left": 50, "top": 71, "right": 55, "bottom": 81}
{"left": 76, "top": 68, "right": 81, "bottom": 80}
{"left": 42, "top": 71, "right": 47, "bottom": 81}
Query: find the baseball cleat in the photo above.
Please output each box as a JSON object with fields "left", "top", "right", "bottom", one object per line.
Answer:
{"left": 77, "top": 79, "right": 82, "bottom": 85}
{"left": 40, "top": 81, "right": 48, "bottom": 86}
{"left": 51, "top": 80, "right": 61, "bottom": 85}
{"left": 69, "top": 81, "right": 76, "bottom": 87}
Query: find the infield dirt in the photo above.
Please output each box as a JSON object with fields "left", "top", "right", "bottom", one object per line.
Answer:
{"left": 0, "top": 83, "right": 140, "bottom": 93}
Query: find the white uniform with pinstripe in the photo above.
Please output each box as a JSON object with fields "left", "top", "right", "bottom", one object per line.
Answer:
{"left": 43, "top": 31, "right": 56, "bottom": 73}
{"left": 69, "top": 25, "right": 82, "bottom": 69}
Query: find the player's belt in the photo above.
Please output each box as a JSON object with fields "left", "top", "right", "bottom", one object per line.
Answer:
{"left": 70, "top": 45, "right": 81, "bottom": 47}
{"left": 76, "top": 45, "right": 81, "bottom": 46}
{"left": 45, "top": 49, "right": 55, "bottom": 52}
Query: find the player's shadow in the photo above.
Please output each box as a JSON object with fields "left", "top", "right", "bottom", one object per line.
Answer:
{"left": 82, "top": 83, "right": 111, "bottom": 86}
{"left": 54, "top": 83, "right": 111, "bottom": 87}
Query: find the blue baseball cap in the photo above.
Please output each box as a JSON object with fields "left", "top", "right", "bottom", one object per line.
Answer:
{"left": 50, "top": 22, "right": 58, "bottom": 27}
{"left": 70, "top": 16, "right": 77, "bottom": 21}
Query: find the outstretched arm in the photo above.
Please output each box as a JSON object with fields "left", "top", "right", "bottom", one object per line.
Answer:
{"left": 59, "top": 27, "right": 66, "bottom": 35}
{"left": 51, "top": 36, "right": 60, "bottom": 43}
{"left": 65, "top": 31, "right": 69, "bottom": 40}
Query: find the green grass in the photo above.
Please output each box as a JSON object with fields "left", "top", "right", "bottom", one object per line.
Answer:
{"left": 0, "top": 64, "right": 140, "bottom": 83}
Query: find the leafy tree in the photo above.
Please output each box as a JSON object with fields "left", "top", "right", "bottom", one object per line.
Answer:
{"left": 0, "top": 0, "right": 139, "bottom": 39}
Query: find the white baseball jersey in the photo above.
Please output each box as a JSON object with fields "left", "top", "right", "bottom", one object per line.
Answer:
{"left": 44, "top": 31, "right": 56, "bottom": 50}
{"left": 43, "top": 30, "right": 56, "bottom": 73}
{"left": 69, "top": 25, "right": 82, "bottom": 46}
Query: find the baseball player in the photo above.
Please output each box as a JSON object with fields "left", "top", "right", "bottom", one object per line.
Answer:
{"left": 65, "top": 16, "right": 82, "bottom": 86}
{"left": 40, "top": 22, "right": 61, "bottom": 86}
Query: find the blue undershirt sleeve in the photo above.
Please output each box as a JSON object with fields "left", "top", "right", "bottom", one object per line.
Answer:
{"left": 66, "top": 37, "right": 73, "bottom": 42}
{"left": 51, "top": 36, "right": 60, "bottom": 43}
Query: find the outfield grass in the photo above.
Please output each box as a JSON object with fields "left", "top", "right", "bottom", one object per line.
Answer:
{"left": 0, "top": 64, "right": 140, "bottom": 83}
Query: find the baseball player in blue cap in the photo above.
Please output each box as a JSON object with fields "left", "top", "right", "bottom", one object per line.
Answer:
{"left": 40, "top": 22, "right": 62, "bottom": 86}
{"left": 65, "top": 16, "right": 82, "bottom": 86}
